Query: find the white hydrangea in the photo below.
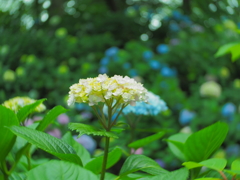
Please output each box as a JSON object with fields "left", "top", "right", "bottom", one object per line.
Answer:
{"left": 68, "top": 74, "right": 148, "bottom": 106}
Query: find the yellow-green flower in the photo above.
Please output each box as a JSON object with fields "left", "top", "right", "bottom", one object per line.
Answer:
{"left": 68, "top": 74, "right": 148, "bottom": 106}
{"left": 199, "top": 81, "right": 221, "bottom": 98}
{"left": 2, "top": 97, "right": 46, "bottom": 113}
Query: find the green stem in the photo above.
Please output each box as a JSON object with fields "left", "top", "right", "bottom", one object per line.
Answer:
{"left": 1, "top": 161, "right": 9, "bottom": 180}
{"left": 100, "top": 136, "right": 110, "bottom": 180}
{"left": 27, "top": 152, "right": 31, "bottom": 170}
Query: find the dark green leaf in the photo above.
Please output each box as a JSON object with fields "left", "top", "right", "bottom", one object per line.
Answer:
{"left": 8, "top": 126, "right": 82, "bottom": 165}
{"left": 184, "top": 122, "right": 228, "bottom": 162}
{"left": 0, "top": 106, "right": 19, "bottom": 162}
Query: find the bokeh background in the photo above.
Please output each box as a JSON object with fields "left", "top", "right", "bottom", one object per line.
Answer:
{"left": 1, "top": 0, "right": 240, "bottom": 171}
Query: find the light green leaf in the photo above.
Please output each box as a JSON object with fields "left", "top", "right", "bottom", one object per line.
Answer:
{"left": 128, "top": 132, "right": 165, "bottom": 149}
{"left": 9, "top": 172, "right": 27, "bottom": 180}
{"left": 140, "top": 168, "right": 189, "bottom": 180}
{"left": 62, "top": 132, "right": 91, "bottom": 166}
{"left": 36, "top": 105, "right": 68, "bottom": 131}
{"left": 101, "top": 173, "right": 117, "bottom": 180}
{"left": 17, "top": 99, "right": 46, "bottom": 123}
{"left": 69, "top": 123, "right": 118, "bottom": 138}
{"left": 230, "top": 44, "right": 240, "bottom": 61}
{"left": 183, "top": 158, "right": 227, "bottom": 171}
{"left": 166, "top": 133, "right": 190, "bottom": 161}
{"left": 119, "top": 155, "right": 168, "bottom": 178}
{"left": 0, "top": 106, "right": 19, "bottom": 162}
{"left": 214, "top": 42, "right": 239, "bottom": 58}
{"left": 8, "top": 126, "right": 82, "bottom": 165}
{"left": 231, "top": 159, "right": 240, "bottom": 171}
{"left": 27, "top": 160, "right": 98, "bottom": 180}
{"left": 194, "top": 178, "right": 222, "bottom": 180}
{"left": 85, "top": 147, "right": 122, "bottom": 174}
{"left": 118, "top": 173, "right": 153, "bottom": 180}
{"left": 184, "top": 122, "right": 228, "bottom": 162}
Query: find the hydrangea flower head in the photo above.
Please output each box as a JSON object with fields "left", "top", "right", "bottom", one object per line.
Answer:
{"left": 179, "top": 109, "right": 196, "bottom": 125}
{"left": 68, "top": 74, "right": 148, "bottom": 106}
{"left": 2, "top": 96, "right": 46, "bottom": 113}
{"left": 122, "top": 91, "right": 168, "bottom": 116}
{"left": 200, "top": 81, "right": 221, "bottom": 98}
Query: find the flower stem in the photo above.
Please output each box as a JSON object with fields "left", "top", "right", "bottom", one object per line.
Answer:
{"left": 100, "top": 136, "right": 110, "bottom": 180}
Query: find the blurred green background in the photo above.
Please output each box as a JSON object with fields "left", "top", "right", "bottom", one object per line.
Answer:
{"left": 1, "top": 0, "right": 240, "bottom": 170}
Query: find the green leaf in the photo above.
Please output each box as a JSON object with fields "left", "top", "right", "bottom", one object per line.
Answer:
{"left": 119, "top": 155, "right": 168, "bottom": 178}
{"left": 17, "top": 99, "right": 46, "bottom": 123}
{"left": 184, "top": 122, "right": 228, "bottom": 162}
{"left": 230, "top": 44, "right": 240, "bottom": 61}
{"left": 214, "top": 42, "right": 239, "bottom": 58}
{"left": 0, "top": 106, "right": 19, "bottom": 162}
{"left": 118, "top": 173, "right": 153, "bottom": 180}
{"left": 101, "top": 173, "right": 117, "bottom": 180}
{"left": 8, "top": 126, "right": 82, "bottom": 165}
{"left": 166, "top": 133, "right": 190, "bottom": 161}
{"left": 85, "top": 147, "right": 122, "bottom": 174}
{"left": 140, "top": 168, "right": 189, "bottom": 180}
{"left": 9, "top": 172, "right": 27, "bottom": 180}
{"left": 231, "top": 159, "right": 240, "bottom": 171}
{"left": 62, "top": 132, "right": 91, "bottom": 166}
{"left": 183, "top": 158, "right": 227, "bottom": 171}
{"left": 194, "top": 178, "right": 222, "bottom": 180}
{"left": 128, "top": 132, "right": 165, "bottom": 149}
{"left": 36, "top": 105, "right": 68, "bottom": 131}
{"left": 69, "top": 123, "right": 118, "bottom": 138}
{"left": 27, "top": 160, "right": 98, "bottom": 180}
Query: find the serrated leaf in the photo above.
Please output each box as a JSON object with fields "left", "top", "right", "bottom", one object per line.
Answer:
{"left": 17, "top": 99, "right": 46, "bottom": 123}
{"left": 140, "top": 168, "right": 189, "bottom": 180}
{"left": 184, "top": 122, "right": 228, "bottom": 162}
{"left": 69, "top": 123, "right": 118, "bottom": 138}
{"left": 119, "top": 155, "right": 168, "bottom": 178}
{"left": 166, "top": 133, "right": 190, "bottom": 161}
{"left": 0, "top": 106, "right": 19, "bottom": 162}
{"left": 128, "top": 132, "right": 165, "bottom": 149}
{"left": 36, "top": 105, "right": 68, "bottom": 131}
{"left": 27, "top": 160, "right": 98, "bottom": 180}
{"left": 8, "top": 126, "right": 82, "bottom": 165}
{"left": 85, "top": 147, "right": 122, "bottom": 174}
{"left": 62, "top": 132, "right": 91, "bottom": 166}
{"left": 183, "top": 158, "right": 227, "bottom": 171}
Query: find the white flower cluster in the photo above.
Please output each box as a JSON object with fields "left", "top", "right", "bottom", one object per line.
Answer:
{"left": 68, "top": 74, "right": 148, "bottom": 106}
{"left": 200, "top": 81, "right": 221, "bottom": 98}
{"left": 2, "top": 96, "right": 46, "bottom": 113}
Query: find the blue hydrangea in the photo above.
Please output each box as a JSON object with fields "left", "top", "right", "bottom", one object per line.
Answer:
{"left": 156, "top": 44, "right": 169, "bottom": 54}
{"left": 105, "top": 47, "right": 119, "bottom": 57}
{"left": 100, "top": 57, "right": 110, "bottom": 65}
{"left": 221, "top": 102, "right": 236, "bottom": 121}
{"left": 226, "top": 144, "right": 240, "bottom": 157}
{"left": 98, "top": 66, "right": 108, "bottom": 74}
{"left": 160, "top": 66, "right": 177, "bottom": 77}
{"left": 172, "top": 10, "right": 182, "bottom": 20}
{"left": 122, "top": 91, "right": 168, "bottom": 116}
{"left": 123, "top": 62, "right": 131, "bottom": 69}
{"left": 73, "top": 135, "right": 97, "bottom": 154}
{"left": 129, "top": 69, "right": 138, "bottom": 77}
{"left": 143, "top": 50, "right": 154, "bottom": 60}
{"left": 179, "top": 109, "right": 196, "bottom": 125}
{"left": 149, "top": 60, "right": 161, "bottom": 70}
{"left": 169, "top": 22, "right": 180, "bottom": 32}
